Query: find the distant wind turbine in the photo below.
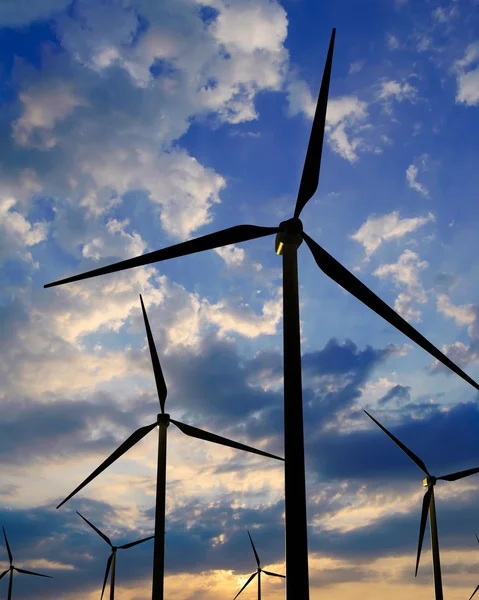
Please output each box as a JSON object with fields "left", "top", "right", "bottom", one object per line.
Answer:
{"left": 0, "top": 526, "right": 52, "bottom": 600}
{"left": 44, "top": 27, "right": 479, "bottom": 599}
{"left": 365, "top": 410, "right": 479, "bottom": 600}
{"left": 469, "top": 533, "right": 479, "bottom": 600}
{"left": 76, "top": 511, "right": 154, "bottom": 600}
{"left": 233, "top": 530, "right": 285, "bottom": 600}
{"left": 56, "top": 295, "right": 284, "bottom": 600}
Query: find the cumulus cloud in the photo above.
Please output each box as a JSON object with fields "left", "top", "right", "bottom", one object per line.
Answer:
{"left": 455, "top": 42, "right": 479, "bottom": 106}
{"left": 377, "top": 80, "right": 417, "bottom": 113}
{"left": 374, "top": 250, "right": 429, "bottom": 322}
{"left": 350, "top": 210, "right": 435, "bottom": 259}
{"left": 0, "top": 196, "right": 48, "bottom": 265}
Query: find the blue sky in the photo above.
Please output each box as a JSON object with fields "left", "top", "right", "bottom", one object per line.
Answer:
{"left": 1, "top": 0, "right": 479, "bottom": 598}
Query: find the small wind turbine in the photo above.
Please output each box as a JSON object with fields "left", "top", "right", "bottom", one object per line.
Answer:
{"left": 469, "top": 533, "right": 479, "bottom": 600}
{"left": 44, "top": 28, "right": 479, "bottom": 599}
{"left": 76, "top": 511, "right": 154, "bottom": 600}
{"left": 365, "top": 410, "right": 479, "bottom": 600}
{"left": 56, "top": 295, "right": 284, "bottom": 600}
{"left": 233, "top": 530, "right": 285, "bottom": 600}
{"left": 0, "top": 526, "right": 52, "bottom": 600}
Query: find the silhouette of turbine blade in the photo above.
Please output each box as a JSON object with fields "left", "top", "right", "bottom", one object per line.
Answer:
{"left": 294, "top": 28, "right": 336, "bottom": 219}
{"left": 262, "top": 569, "right": 285, "bottom": 578}
{"left": 118, "top": 534, "right": 155, "bottom": 550}
{"left": 364, "top": 411, "right": 430, "bottom": 475}
{"left": 100, "top": 554, "right": 113, "bottom": 600}
{"left": 14, "top": 567, "right": 51, "bottom": 578}
{"left": 302, "top": 232, "right": 479, "bottom": 392}
{"left": 2, "top": 527, "right": 12, "bottom": 565}
{"left": 76, "top": 511, "right": 112, "bottom": 547}
{"left": 140, "top": 294, "right": 167, "bottom": 413}
{"left": 0, "top": 570, "right": 9, "bottom": 580}
{"left": 44, "top": 225, "right": 279, "bottom": 288}
{"left": 233, "top": 572, "right": 257, "bottom": 599}
{"left": 476, "top": 533, "right": 479, "bottom": 544}
{"left": 170, "top": 419, "right": 284, "bottom": 461}
{"left": 57, "top": 422, "right": 157, "bottom": 509}
{"left": 415, "top": 486, "right": 433, "bottom": 576}
{"left": 470, "top": 583, "right": 479, "bottom": 600}
{"left": 247, "top": 530, "right": 260, "bottom": 567}
{"left": 437, "top": 465, "right": 479, "bottom": 482}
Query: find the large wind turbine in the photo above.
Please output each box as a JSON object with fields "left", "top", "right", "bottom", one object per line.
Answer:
{"left": 233, "top": 530, "right": 285, "bottom": 600}
{"left": 76, "top": 511, "right": 154, "bottom": 600}
{"left": 0, "top": 527, "right": 52, "bottom": 600}
{"left": 56, "top": 295, "right": 284, "bottom": 600}
{"left": 365, "top": 410, "right": 479, "bottom": 600}
{"left": 44, "top": 28, "right": 479, "bottom": 599}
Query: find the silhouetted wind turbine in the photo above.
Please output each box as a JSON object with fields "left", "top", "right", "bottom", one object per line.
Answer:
{"left": 76, "top": 511, "right": 154, "bottom": 600}
{"left": 365, "top": 410, "right": 479, "bottom": 600}
{"left": 0, "top": 527, "right": 52, "bottom": 600}
{"left": 233, "top": 530, "right": 285, "bottom": 600}
{"left": 43, "top": 28, "right": 479, "bottom": 599}
{"left": 469, "top": 533, "right": 479, "bottom": 600}
{"left": 56, "top": 295, "right": 284, "bottom": 600}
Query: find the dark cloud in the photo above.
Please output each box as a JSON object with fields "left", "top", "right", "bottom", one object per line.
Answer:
{"left": 378, "top": 384, "right": 411, "bottom": 405}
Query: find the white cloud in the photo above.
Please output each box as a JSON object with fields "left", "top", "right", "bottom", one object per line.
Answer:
{"left": 436, "top": 294, "right": 476, "bottom": 327}
{"left": 377, "top": 80, "right": 417, "bottom": 104}
{"left": 348, "top": 61, "right": 363, "bottom": 75}
{"left": 82, "top": 218, "right": 147, "bottom": 261}
{"left": 0, "top": 196, "right": 48, "bottom": 265}
{"left": 12, "top": 83, "right": 87, "bottom": 149}
{"left": 387, "top": 34, "right": 400, "bottom": 50}
{"left": 406, "top": 155, "right": 429, "bottom": 197}
{"left": 214, "top": 244, "right": 245, "bottom": 266}
{"left": 374, "top": 250, "right": 429, "bottom": 322}
{"left": 286, "top": 75, "right": 369, "bottom": 163}
{"left": 430, "top": 341, "right": 479, "bottom": 371}
{"left": 455, "top": 42, "right": 479, "bottom": 106}
{"left": 350, "top": 211, "right": 435, "bottom": 258}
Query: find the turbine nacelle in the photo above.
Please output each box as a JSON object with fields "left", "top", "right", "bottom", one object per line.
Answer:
{"left": 275, "top": 218, "right": 303, "bottom": 254}
{"left": 157, "top": 413, "right": 171, "bottom": 427}
{"left": 423, "top": 476, "right": 437, "bottom": 487}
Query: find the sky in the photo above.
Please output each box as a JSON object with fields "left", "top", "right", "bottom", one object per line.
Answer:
{"left": 1, "top": 0, "right": 479, "bottom": 598}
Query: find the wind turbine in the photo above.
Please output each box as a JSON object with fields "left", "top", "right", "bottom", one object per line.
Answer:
{"left": 76, "top": 511, "right": 154, "bottom": 600}
{"left": 233, "top": 530, "right": 285, "bottom": 600}
{"left": 364, "top": 410, "right": 479, "bottom": 600}
{"left": 0, "top": 526, "right": 52, "bottom": 600}
{"left": 43, "top": 28, "right": 479, "bottom": 599}
{"left": 469, "top": 533, "right": 479, "bottom": 600}
{"left": 56, "top": 295, "right": 284, "bottom": 600}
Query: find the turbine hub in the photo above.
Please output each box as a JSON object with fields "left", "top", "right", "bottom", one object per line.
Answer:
{"left": 422, "top": 475, "right": 436, "bottom": 487}
{"left": 157, "top": 413, "right": 171, "bottom": 427}
{"left": 275, "top": 218, "right": 303, "bottom": 254}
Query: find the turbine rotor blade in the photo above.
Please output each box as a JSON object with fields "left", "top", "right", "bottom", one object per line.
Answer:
{"left": 470, "top": 583, "right": 479, "bottom": 600}
{"left": 233, "top": 572, "right": 257, "bottom": 600}
{"left": 438, "top": 465, "right": 479, "bottom": 482}
{"left": 415, "top": 487, "right": 433, "bottom": 577}
{"left": 76, "top": 512, "right": 112, "bottom": 547}
{"left": 247, "top": 531, "right": 260, "bottom": 567}
{"left": 0, "top": 570, "right": 9, "bottom": 580}
{"left": 2, "top": 527, "right": 12, "bottom": 565}
{"left": 118, "top": 534, "right": 155, "bottom": 550}
{"left": 303, "top": 233, "right": 479, "bottom": 392}
{"left": 364, "top": 411, "right": 430, "bottom": 475}
{"left": 294, "top": 28, "right": 336, "bottom": 219}
{"left": 44, "top": 225, "right": 279, "bottom": 288}
{"left": 170, "top": 419, "right": 284, "bottom": 461}
{"left": 140, "top": 295, "right": 167, "bottom": 413}
{"left": 262, "top": 569, "right": 286, "bottom": 578}
{"left": 476, "top": 533, "right": 479, "bottom": 544}
{"left": 14, "top": 567, "right": 52, "bottom": 578}
{"left": 56, "top": 422, "right": 157, "bottom": 509}
{"left": 100, "top": 554, "right": 113, "bottom": 600}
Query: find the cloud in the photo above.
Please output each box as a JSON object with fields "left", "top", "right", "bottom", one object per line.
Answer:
{"left": 387, "top": 34, "right": 401, "bottom": 50}
{"left": 406, "top": 155, "right": 429, "bottom": 197}
{"left": 0, "top": 196, "right": 48, "bottom": 266}
{"left": 374, "top": 250, "right": 429, "bottom": 322}
{"left": 455, "top": 42, "right": 479, "bottom": 106}
{"left": 214, "top": 244, "right": 245, "bottom": 266}
{"left": 350, "top": 211, "right": 434, "bottom": 258}
{"left": 0, "top": 0, "right": 70, "bottom": 26}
